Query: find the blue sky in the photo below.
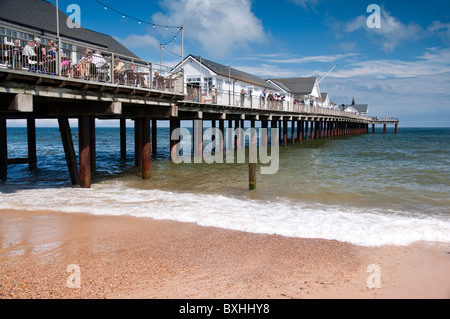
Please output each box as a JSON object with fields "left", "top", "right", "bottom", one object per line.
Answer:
{"left": 47, "top": 0, "right": 450, "bottom": 127}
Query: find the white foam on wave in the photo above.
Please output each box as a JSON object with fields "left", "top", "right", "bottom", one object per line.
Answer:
{"left": 1, "top": 182, "right": 449, "bottom": 247}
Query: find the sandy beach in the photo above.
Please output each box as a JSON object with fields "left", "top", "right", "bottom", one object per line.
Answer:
{"left": 0, "top": 209, "right": 449, "bottom": 299}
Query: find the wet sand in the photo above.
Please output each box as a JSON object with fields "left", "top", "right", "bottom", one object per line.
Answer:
{"left": 0, "top": 209, "right": 449, "bottom": 299}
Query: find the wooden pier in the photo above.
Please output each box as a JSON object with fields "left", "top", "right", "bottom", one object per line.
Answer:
{"left": 0, "top": 66, "right": 400, "bottom": 189}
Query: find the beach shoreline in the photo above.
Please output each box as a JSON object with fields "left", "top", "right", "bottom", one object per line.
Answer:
{"left": 0, "top": 209, "right": 449, "bottom": 299}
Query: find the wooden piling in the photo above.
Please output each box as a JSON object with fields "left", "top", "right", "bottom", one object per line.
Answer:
{"left": 170, "top": 118, "right": 180, "bottom": 160}
{"left": 219, "top": 119, "right": 225, "bottom": 151}
{"left": 304, "top": 121, "right": 309, "bottom": 141}
{"left": 291, "top": 120, "right": 295, "bottom": 145}
{"left": 58, "top": 117, "right": 80, "bottom": 186}
{"left": 249, "top": 119, "right": 256, "bottom": 190}
{"left": 395, "top": 123, "right": 398, "bottom": 134}
{"left": 120, "top": 118, "right": 127, "bottom": 160}
{"left": 134, "top": 118, "right": 142, "bottom": 167}
{"left": 152, "top": 119, "right": 157, "bottom": 155}
{"left": 283, "top": 119, "right": 288, "bottom": 146}
{"left": 141, "top": 117, "right": 151, "bottom": 179}
{"left": 78, "top": 115, "right": 91, "bottom": 188}
{"left": 383, "top": 123, "right": 387, "bottom": 134}
{"left": 0, "top": 116, "right": 7, "bottom": 181}
{"left": 27, "top": 118, "right": 37, "bottom": 171}
{"left": 89, "top": 116, "right": 96, "bottom": 173}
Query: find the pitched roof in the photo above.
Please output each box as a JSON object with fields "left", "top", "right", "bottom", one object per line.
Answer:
{"left": 0, "top": 0, "right": 139, "bottom": 58}
{"left": 186, "top": 55, "right": 279, "bottom": 90}
{"left": 349, "top": 104, "right": 369, "bottom": 114}
{"left": 271, "top": 77, "right": 317, "bottom": 95}
{"left": 268, "top": 79, "right": 293, "bottom": 93}
{"left": 321, "top": 92, "right": 329, "bottom": 100}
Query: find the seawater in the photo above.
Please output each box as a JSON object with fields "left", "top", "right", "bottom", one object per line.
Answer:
{"left": 1, "top": 125, "right": 449, "bottom": 247}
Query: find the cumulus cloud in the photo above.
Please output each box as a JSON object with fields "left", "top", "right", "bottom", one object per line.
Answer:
{"left": 151, "top": 0, "right": 266, "bottom": 57}
{"left": 117, "top": 34, "right": 160, "bottom": 50}
{"left": 342, "top": 7, "right": 425, "bottom": 52}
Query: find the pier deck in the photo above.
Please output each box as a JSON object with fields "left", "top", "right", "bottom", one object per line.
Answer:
{"left": 0, "top": 65, "right": 397, "bottom": 189}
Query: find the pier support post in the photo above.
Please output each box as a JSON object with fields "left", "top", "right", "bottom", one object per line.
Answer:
{"left": 194, "top": 120, "right": 203, "bottom": 162}
{"left": 27, "top": 118, "right": 37, "bottom": 171}
{"left": 261, "top": 120, "right": 268, "bottom": 147}
{"left": 249, "top": 120, "right": 256, "bottom": 190}
{"left": 142, "top": 117, "right": 151, "bottom": 179}
{"left": 291, "top": 120, "right": 295, "bottom": 145}
{"left": 152, "top": 119, "right": 157, "bottom": 155}
{"left": 304, "top": 121, "right": 309, "bottom": 141}
{"left": 383, "top": 124, "right": 387, "bottom": 134}
{"left": 170, "top": 118, "right": 180, "bottom": 160}
{"left": 89, "top": 116, "right": 96, "bottom": 173}
{"left": 395, "top": 123, "right": 398, "bottom": 134}
{"left": 372, "top": 123, "right": 375, "bottom": 134}
{"left": 219, "top": 119, "right": 225, "bottom": 151}
{"left": 58, "top": 117, "right": 80, "bottom": 186}
{"left": 271, "top": 119, "right": 277, "bottom": 147}
{"left": 0, "top": 116, "right": 7, "bottom": 182}
{"left": 78, "top": 115, "right": 91, "bottom": 188}
{"left": 135, "top": 118, "right": 142, "bottom": 167}
{"left": 283, "top": 119, "right": 288, "bottom": 146}
{"left": 120, "top": 118, "right": 127, "bottom": 160}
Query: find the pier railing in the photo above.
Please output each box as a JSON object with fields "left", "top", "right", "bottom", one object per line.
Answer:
{"left": 0, "top": 23, "right": 184, "bottom": 95}
{"left": 185, "top": 87, "right": 371, "bottom": 121}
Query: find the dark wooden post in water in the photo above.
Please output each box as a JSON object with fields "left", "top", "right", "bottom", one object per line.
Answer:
{"left": 383, "top": 123, "right": 387, "bottom": 134}
{"left": 291, "top": 120, "right": 295, "bottom": 145}
{"left": 395, "top": 123, "right": 398, "bottom": 134}
{"left": 78, "top": 115, "right": 91, "bottom": 188}
{"left": 141, "top": 117, "right": 151, "bottom": 179}
{"left": 249, "top": 120, "right": 256, "bottom": 190}
{"left": 134, "top": 118, "right": 142, "bottom": 167}
{"left": 89, "top": 116, "right": 96, "bottom": 173}
{"left": 283, "top": 119, "right": 288, "bottom": 146}
{"left": 304, "top": 120, "right": 309, "bottom": 141}
{"left": 219, "top": 119, "right": 225, "bottom": 151}
{"left": 152, "top": 119, "right": 157, "bottom": 155}
{"left": 120, "top": 118, "right": 127, "bottom": 160}
{"left": 27, "top": 118, "right": 37, "bottom": 171}
{"left": 170, "top": 118, "right": 180, "bottom": 160}
{"left": 0, "top": 116, "right": 7, "bottom": 181}
{"left": 58, "top": 117, "right": 80, "bottom": 186}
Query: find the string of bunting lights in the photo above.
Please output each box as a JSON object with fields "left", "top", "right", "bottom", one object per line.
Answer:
{"left": 93, "top": 0, "right": 184, "bottom": 60}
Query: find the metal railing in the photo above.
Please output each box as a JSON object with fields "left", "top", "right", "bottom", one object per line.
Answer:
{"left": 184, "top": 87, "right": 371, "bottom": 120}
{"left": 0, "top": 23, "right": 184, "bottom": 95}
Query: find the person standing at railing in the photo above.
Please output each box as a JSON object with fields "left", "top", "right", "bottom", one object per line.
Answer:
{"left": 33, "top": 37, "right": 46, "bottom": 73}
{"left": 92, "top": 50, "right": 107, "bottom": 81}
{"left": 240, "top": 89, "right": 246, "bottom": 106}
{"left": 260, "top": 90, "right": 266, "bottom": 108}
{"left": 114, "top": 57, "right": 125, "bottom": 84}
{"left": 12, "top": 39, "right": 23, "bottom": 69}
{"left": 211, "top": 85, "right": 217, "bottom": 104}
{"left": 22, "top": 40, "right": 36, "bottom": 70}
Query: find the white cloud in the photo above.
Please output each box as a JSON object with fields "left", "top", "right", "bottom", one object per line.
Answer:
{"left": 288, "top": 0, "right": 320, "bottom": 10}
{"left": 266, "top": 53, "right": 359, "bottom": 64}
{"left": 151, "top": 0, "right": 266, "bottom": 58}
{"left": 427, "top": 21, "right": 450, "bottom": 43}
{"left": 117, "top": 34, "right": 161, "bottom": 50}
{"left": 343, "top": 8, "right": 425, "bottom": 52}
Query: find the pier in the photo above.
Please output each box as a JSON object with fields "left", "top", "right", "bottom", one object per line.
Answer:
{"left": 0, "top": 7, "right": 399, "bottom": 190}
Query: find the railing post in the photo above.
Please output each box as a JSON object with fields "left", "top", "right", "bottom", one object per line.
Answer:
{"left": 110, "top": 53, "right": 115, "bottom": 84}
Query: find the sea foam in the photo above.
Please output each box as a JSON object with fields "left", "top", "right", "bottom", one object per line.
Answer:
{"left": 1, "top": 182, "right": 449, "bottom": 247}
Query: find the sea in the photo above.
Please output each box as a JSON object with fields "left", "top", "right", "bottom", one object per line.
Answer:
{"left": 1, "top": 124, "right": 449, "bottom": 247}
